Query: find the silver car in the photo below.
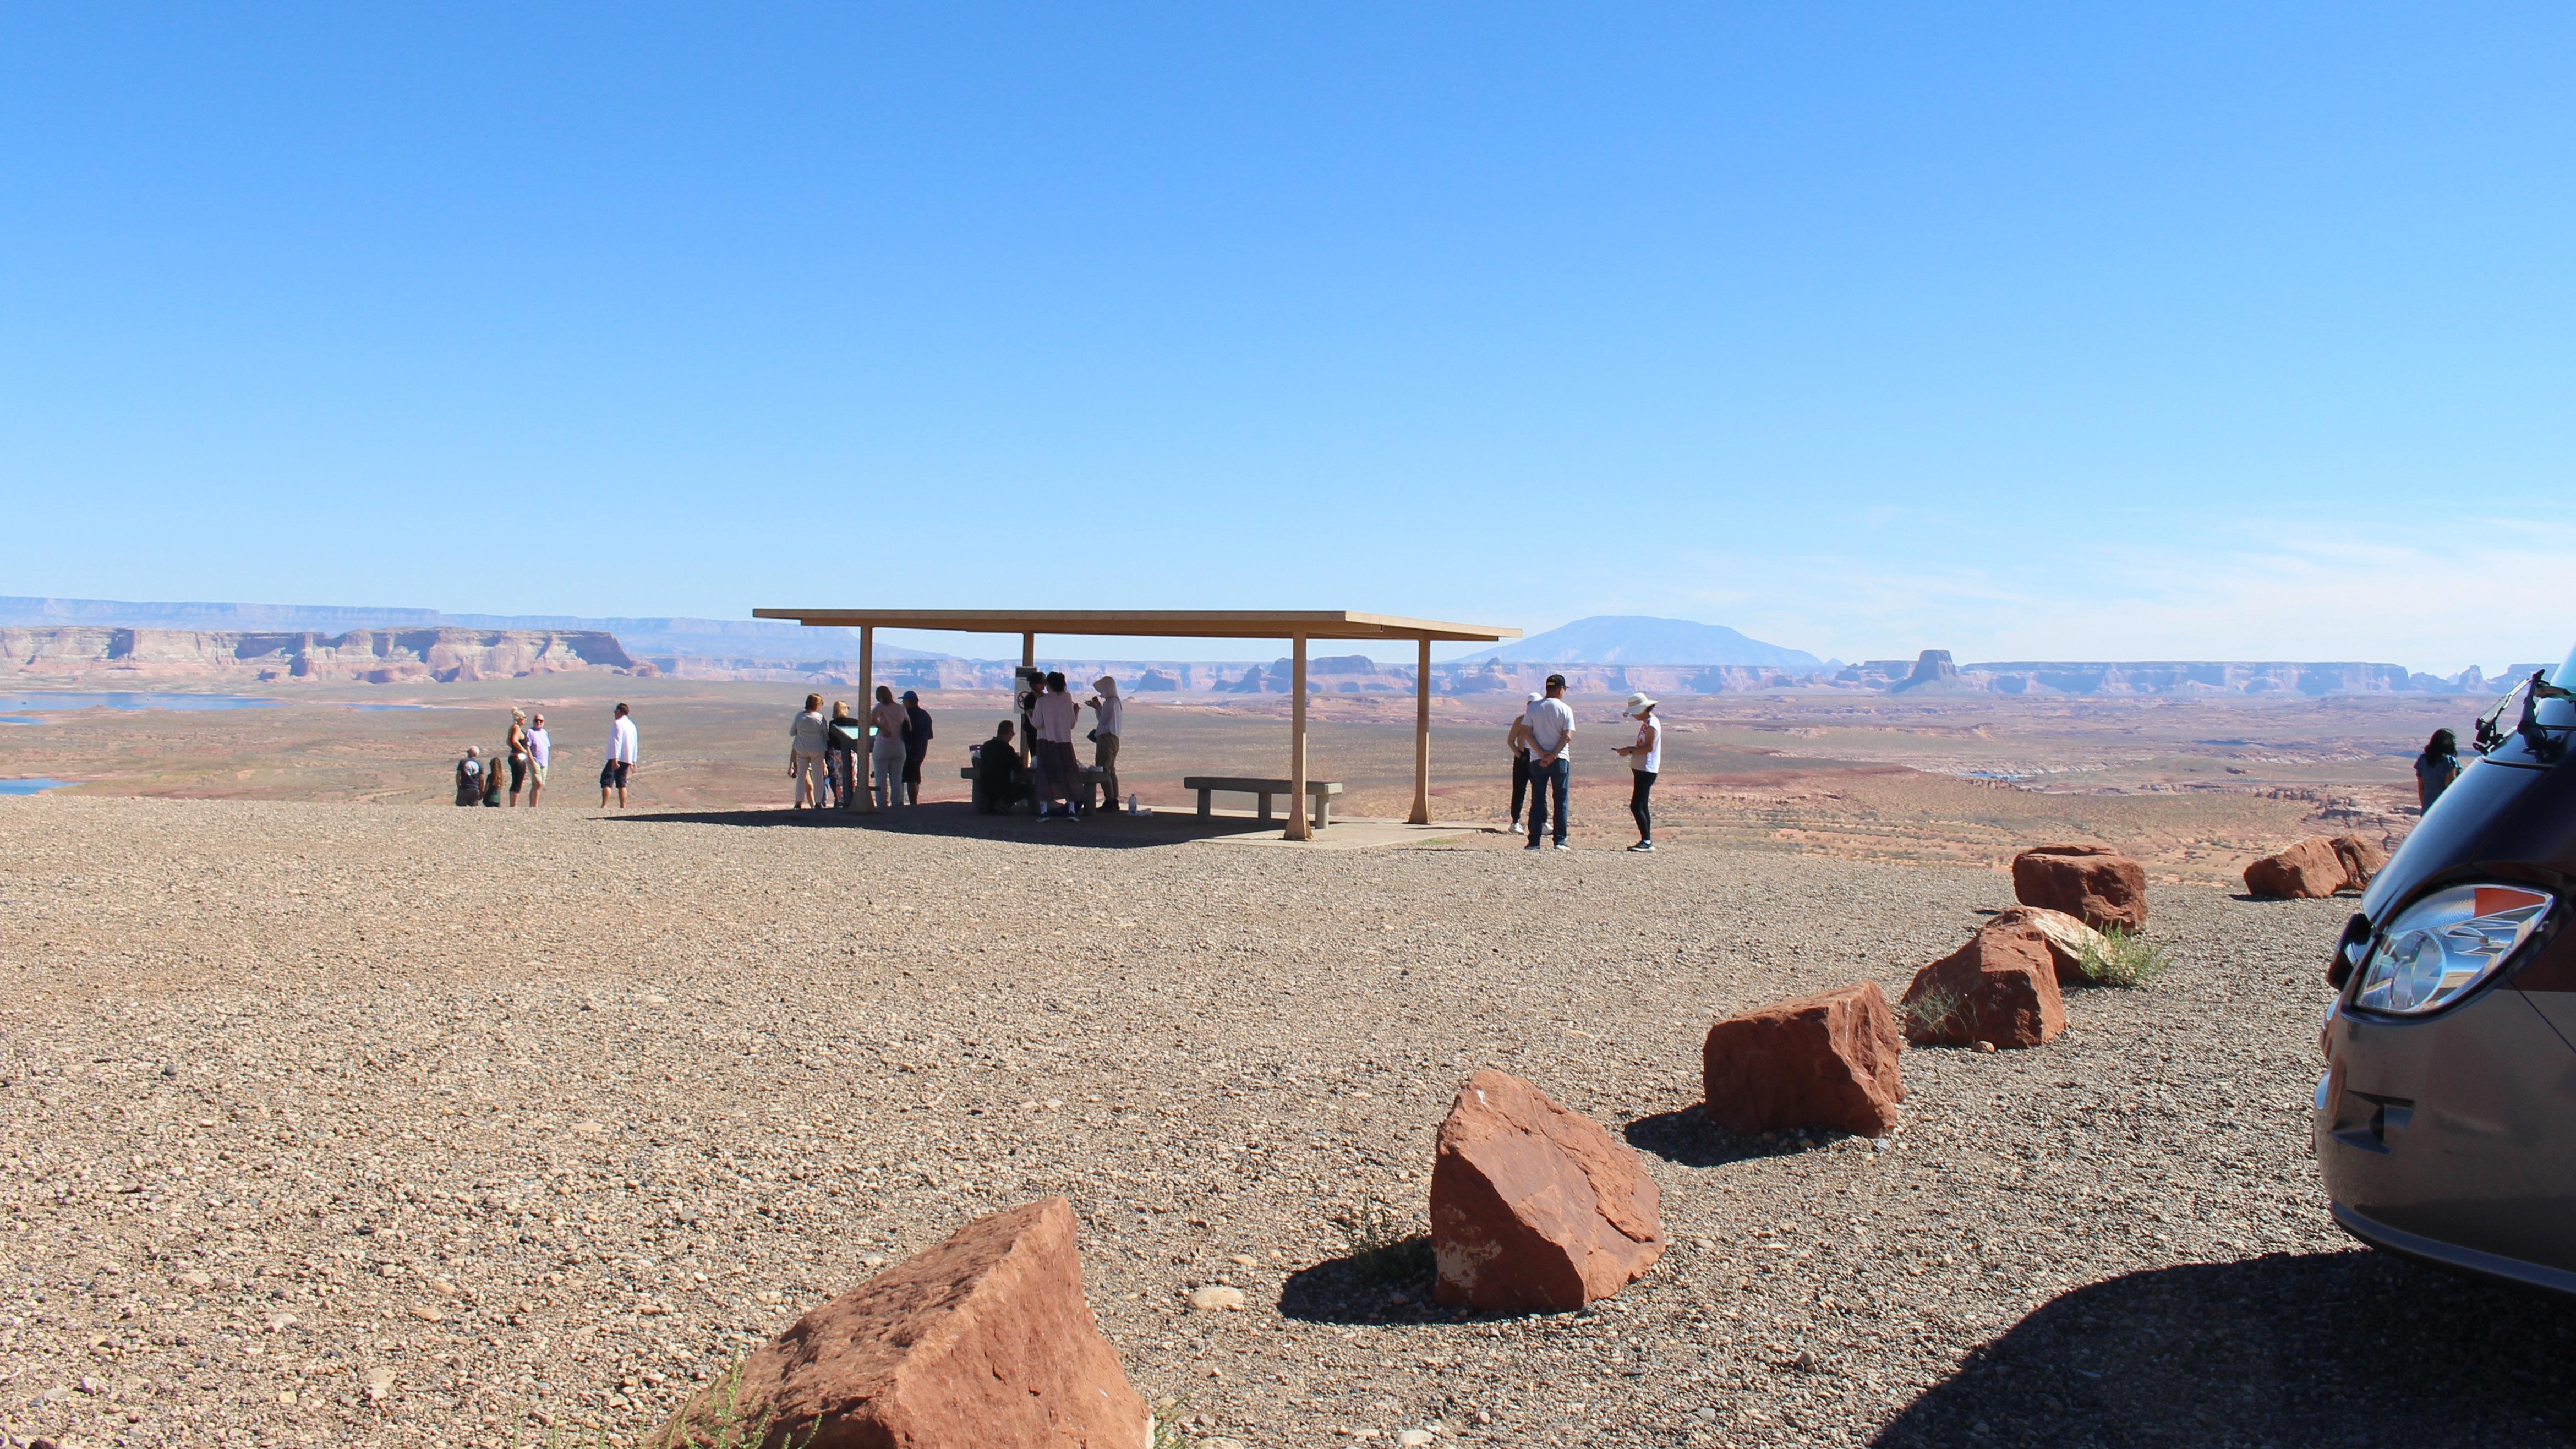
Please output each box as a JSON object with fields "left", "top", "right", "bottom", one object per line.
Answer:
{"left": 2315, "top": 643, "right": 2576, "bottom": 1290}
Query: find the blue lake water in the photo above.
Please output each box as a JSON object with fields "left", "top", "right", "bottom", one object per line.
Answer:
{"left": 0, "top": 692, "right": 287, "bottom": 713}
{"left": 0, "top": 778, "right": 74, "bottom": 795}
{"left": 0, "top": 693, "right": 432, "bottom": 714}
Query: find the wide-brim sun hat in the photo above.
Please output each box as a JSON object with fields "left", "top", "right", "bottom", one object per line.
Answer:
{"left": 1625, "top": 692, "right": 1658, "bottom": 715}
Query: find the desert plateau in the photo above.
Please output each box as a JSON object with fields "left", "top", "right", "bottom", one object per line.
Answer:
{"left": 5, "top": 681, "right": 2569, "bottom": 1448}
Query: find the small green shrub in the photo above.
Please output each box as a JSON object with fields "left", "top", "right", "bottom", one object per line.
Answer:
{"left": 1150, "top": 1399, "right": 1194, "bottom": 1449}
{"left": 1331, "top": 1198, "right": 1434, "bottom": 1284}
{"left": 2078, "top": 928, "right": 2170, "bottom": 989}
{"left": 1902, "top": 986, "right": 1971, "bottom": 1041}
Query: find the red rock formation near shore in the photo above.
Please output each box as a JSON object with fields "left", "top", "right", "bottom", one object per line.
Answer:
{"left": 1901, "top": 922, "right": 2067, "bottom": 1049}
{"left": 2245, "top": 836, "right": 2357, "bottom": 899}
{"left": 650, "top": 1196, "right": 1147, "bottom": 1449}
{"left": 1702, "top": 982, "right": 1905, "bottom": 1137}
{"left": 0, "top": 626, "right": 638, "bottom": 684}
{"left": 1430, "top": 1071, "right": 1664, "bottom": 1313}
{"left": 2010, "top": 845, "right": 2150, "bottom": 932}
{"left": 1987, "top": 905, "right": 2109, "bottom": 988}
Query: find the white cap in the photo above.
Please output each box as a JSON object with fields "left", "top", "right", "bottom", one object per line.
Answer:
{"left": 1624, "top": 692, "right": 1657, "bottom": 715}
{"left": 1527, "top": 692, "right": 1543, "bottom": 703}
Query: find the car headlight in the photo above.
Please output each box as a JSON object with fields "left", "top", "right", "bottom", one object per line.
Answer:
{"left": 2351, "top": 884, "right": 2555, "bottom": 1016}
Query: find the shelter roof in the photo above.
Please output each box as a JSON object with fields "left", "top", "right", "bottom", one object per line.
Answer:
{"left": 749, "top": 609, "right": 1518, "bottom": 644}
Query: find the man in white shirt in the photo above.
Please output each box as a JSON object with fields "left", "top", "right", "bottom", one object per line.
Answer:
{"left": 1523, "top": 674, "right": 1577, "bottom": 850}
{"left": 1030, "top": 671, "right": 1083, "bottom": 818}
{"left": 601, "top": 702, "right": 639, "bottom": 808}
{"left": 1614, "top": 692, "right": 1662, "bottom": 852}
{"left": 1086, "top": 675, "right": 1123, "bottom": 813}
{"left": 527, "top": 713, "right": 551, "bottom": 807}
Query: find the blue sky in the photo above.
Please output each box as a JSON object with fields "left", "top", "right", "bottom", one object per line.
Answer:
{"left": 3, "top": 5, "right": 2569, "bottom": 669}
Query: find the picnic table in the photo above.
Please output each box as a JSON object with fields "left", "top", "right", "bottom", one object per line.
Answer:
{"left": 961, "top": 762, "right": 1106, "bottom": 812}
{"left": 1182, "top": 775, "right": 1344, "bottom": 829}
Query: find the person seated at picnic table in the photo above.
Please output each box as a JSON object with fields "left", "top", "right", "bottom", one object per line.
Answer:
{"left": 971, "top": 720, "right": 1026, "bottom": 813}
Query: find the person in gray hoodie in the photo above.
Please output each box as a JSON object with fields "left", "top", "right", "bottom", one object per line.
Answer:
{"left": 1086, "top": 675, "right": 1124, "bottom": 812}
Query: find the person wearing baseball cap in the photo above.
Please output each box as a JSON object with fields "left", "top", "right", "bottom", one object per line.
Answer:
{"left": 1614, "top": 692, "right": 1662, "bottom": 852}
{"left": 1523, "top": 674, "right": 1577, "bottom": 850}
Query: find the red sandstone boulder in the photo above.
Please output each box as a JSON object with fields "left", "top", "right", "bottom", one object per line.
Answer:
{"left": 2244, "top": 837, "right": 2350, "bottom": 900}
{"left": 1900, "top": 923, "right": 2066, "bottom": 1049}
{"left": 1702, "top": 982, "right": 1905, "bottom": 1137}
{"left": 2011, "top": 845, "right": 2150, "bottom": 932}
{"left": 2330, "top": 834, "right": 2388, "bottom": 890}
{"left": 1987, "top": 905, "right": 2109, "bottom": 988}
{"left": 650, "top": 1196, "right": 1147, "bottom": 1449}
{"left": 1430, "top": 1070, "right": 1664, "bottom": 1313}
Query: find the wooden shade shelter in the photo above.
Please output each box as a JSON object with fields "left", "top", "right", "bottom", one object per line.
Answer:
{"left": 749, "top": 609, "right": 1520, "bottom": 839}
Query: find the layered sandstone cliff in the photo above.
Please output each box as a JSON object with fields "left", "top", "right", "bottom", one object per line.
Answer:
{"left": 0, "top": 627, "right": 642, "bottom": 685}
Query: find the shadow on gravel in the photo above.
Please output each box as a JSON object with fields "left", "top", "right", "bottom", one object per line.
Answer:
{"left": 600, "top": 802, "right": 1270, "bottom": 849}
{"left": 1278, "top": 1240, "right": 1474, "bottom": 1326}
{"left": 1625, "top": 1107, "right": 1847, "bottom": 1168}
{"left": 1874, "top": 1249, "right": 2576, "bottom": 1448}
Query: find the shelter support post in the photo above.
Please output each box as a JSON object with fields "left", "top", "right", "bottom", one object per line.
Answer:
{"left": 857, "top": 626, "right": 877, "bottom": 813}
{"left": 1410, "top": 635, "right": 1432, "bottom": 824}
{"left": 1020, "top": 632, "right": 1036, "bottom": 768}
{"left": 1286, "top": 634, "right": 1311, "bottom": 841}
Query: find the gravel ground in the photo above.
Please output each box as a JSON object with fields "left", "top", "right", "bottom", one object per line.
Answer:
{"left": 4, "top": 797, "right": 2572, "bottom": 1449}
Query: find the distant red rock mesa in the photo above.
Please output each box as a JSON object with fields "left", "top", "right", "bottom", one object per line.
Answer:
{"left": 0, "top": 626, "right": 642, "bottom": 684}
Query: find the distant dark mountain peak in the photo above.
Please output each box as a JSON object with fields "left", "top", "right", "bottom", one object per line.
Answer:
{"left": 1463, "top": 615, "right": 1826, "bottom": 670}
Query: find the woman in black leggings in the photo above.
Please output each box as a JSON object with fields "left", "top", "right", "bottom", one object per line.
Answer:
{"left": 1614, "top": 692, "right": 1663, "bottom": 852}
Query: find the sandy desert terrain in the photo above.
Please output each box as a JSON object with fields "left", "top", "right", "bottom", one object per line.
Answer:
{"left": 0, "top": 680, "right": 2479, "bottom": 888}
{"left": 6, "top": 785, "right": 2574, "bottom": 1448}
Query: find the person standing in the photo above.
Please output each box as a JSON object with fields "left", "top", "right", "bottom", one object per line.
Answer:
{"left": 506, "top": 709, "right": 534, "bottom": 806}
{"left": 526, "top": 713, "right": 551, "bottom": 806}
{"left": 1503, "top": 692, "right": 1539, "bottom": 833}
{"left": 600, "top": 702, "right": 638, "bottom": 808}
{"left": 1086, "top": 675, "right": 1123, "bottom": 812}
{"left": 825, "top": 701, "right": 863, "bottom": 810}
{"left": 789, "top": 693, "right": 830, "bottom": 810}
{"left": 2415, "top": 728, "right": 2463, "bottom": 811}
{"left": 1614, "top": 692, "right": 1662, "bottom": 852}
{"left": 454, "top": 747, "right": 486, "bottom": 807}
{"left": 868, "top": 686, "right": 909, "bottom": 810}
{"left": 900, "top": 690, "right": 934, "bottom": 806}
{"left": 1030, "top": 671, "right": 1083, "bottom": 818}
{"left": 1523, "top": 674, "right": 1577, "bottom": 851}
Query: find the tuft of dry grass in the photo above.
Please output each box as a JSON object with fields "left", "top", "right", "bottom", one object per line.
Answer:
{"left": 2078, "top": 927, "right": 2172, "bottom": 989}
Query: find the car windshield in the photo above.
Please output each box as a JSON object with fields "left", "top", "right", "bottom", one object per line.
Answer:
{"left": 2478, "top": 643, "right": 2576, "bottom": 764}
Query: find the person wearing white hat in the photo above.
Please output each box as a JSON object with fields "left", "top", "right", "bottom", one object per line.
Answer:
{"left": 1614, "top": 692, "right": 1662, "bottom": 852}
{"left": 1502, "top": 691, "right": 1541, "bottom": 833}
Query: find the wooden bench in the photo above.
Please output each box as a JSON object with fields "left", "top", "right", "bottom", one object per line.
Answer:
{"left": 1182, "top": 775, "right": 1344, "bottom": 828}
